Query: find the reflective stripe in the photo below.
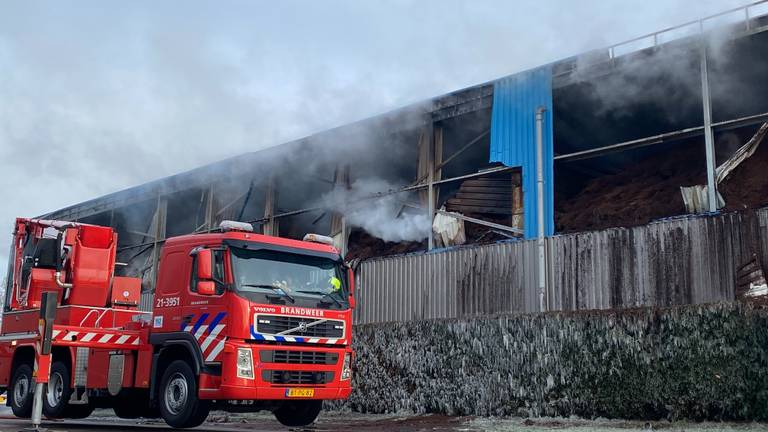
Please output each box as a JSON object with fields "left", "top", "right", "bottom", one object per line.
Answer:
{"left": 326, "top": 339, "right": 338, "bottom": 344}
{"left": 206, "top": 312, "right": 226, "bottom": 334}
{"left": 191, "top": 313, "right": 210, "bottom": 335}
{"left": 115, "top": 335, "right": 130, "bottom": 344}
{"left": 206, "top": 339, "right": 225, "bottom": 362}
{"left": 308, "top": 338, "right": 320, "bottom": 343}
{"left": 98, "top": 334, "right": 113, "bottom": 343}
{"left": 64, "top": 331, "right": 79, "bottom": 340}
{"left": 194, "top": 325, "right": 208, "bottom": 340}
{"left": 200, "top": 325, "right": 225, "bottom": 351}
{"left": 81, "top": 333, "right": 97, "bottom": 342}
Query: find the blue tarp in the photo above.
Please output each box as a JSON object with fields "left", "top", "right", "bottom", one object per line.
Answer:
{"left": 489, "top": 66, "right": 554, "bottom": 238}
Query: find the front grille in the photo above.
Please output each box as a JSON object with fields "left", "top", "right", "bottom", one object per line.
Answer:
{"left": 260, "top": 350, "right": 338, "bottom": 365}
{"left": 262, "top": 370, "right": 334, "bottom": 385}
{"left": 256, "top": 315, "right": 344, "bottom": 338}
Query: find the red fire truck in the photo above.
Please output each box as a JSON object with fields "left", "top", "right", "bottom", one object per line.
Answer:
{"left": 0, "top": 218, "right": 354, "bottom": 428}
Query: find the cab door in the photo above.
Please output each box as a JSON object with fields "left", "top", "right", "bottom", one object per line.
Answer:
{"left": 152, "top": 249, "right": 188, "bottom": 333}
{"left": 181, "top": 249, "right": 229, "bottom": 364}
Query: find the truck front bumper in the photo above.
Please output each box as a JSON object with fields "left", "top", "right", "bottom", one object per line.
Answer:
{"left": 202, "top": 383, "right": 352, "bottom": 400}
{"left": 199, "top": 340, "right": 353, "bottom": 401}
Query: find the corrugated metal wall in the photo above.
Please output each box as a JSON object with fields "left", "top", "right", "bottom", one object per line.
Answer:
{"left": 759, "top": 208, "right": 768, "bottom": 273}
{"left": 490, "top": 66, "right": 554, "bottom": 238}
{"left": 140, "top": 291, "right": 154, "bottom": 312}
{"left": 354, "top": 210, "right": 765, "bottom": 324}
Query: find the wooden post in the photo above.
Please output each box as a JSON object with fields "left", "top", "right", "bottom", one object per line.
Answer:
{"left": 330, "top": 164, "right": 351, "bottom": 256}
{"left": 263, "top": 175, "right": 279, "bottom": 236}
{"left": 205, "top": 184, "right": 215, "bottom": 231}
{"left": 150, "top": 195, "right": 167, "bottom": 290}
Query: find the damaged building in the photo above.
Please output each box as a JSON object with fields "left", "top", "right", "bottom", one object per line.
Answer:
{"left": 42, "top": 4, "right": 768, "bottom": 317}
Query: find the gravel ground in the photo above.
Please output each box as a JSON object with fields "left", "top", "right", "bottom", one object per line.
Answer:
{"left": 1, "top": 408, "right": 767, "bottom": 431}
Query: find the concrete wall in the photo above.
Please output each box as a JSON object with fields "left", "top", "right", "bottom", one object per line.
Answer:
{"left": 340, "top": 302, "right": 768, "bottom": 421}
{"left": 355, "top": 208, "right": 768, "bottom": 324}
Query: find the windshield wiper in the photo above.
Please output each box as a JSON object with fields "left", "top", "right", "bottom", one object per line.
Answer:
{"left": 295, "top": 290, "right": 343, "bottom": 308}
{"left": 242, "top": 284, "right": 295, "bottom": 303}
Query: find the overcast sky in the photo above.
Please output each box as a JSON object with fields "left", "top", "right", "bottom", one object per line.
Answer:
{"left": 0, "top": 0, "right": 752, "bottom": 279}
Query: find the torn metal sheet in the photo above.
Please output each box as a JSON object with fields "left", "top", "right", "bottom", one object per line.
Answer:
{"left": 680, "top": 123, "right": 767, "bottom": 214}
{"left": 716, "top": 122, "right": 768, "bottom": 183}
{"left": 432, "top": 209, "right": 467, "bottom": 248}
{"left": 680, "top": 185, "right": 725, "bottom": 214}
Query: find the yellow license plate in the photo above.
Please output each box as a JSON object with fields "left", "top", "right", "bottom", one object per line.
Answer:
{"left": 285, "top": 388, "right": 314, "bottom": 398}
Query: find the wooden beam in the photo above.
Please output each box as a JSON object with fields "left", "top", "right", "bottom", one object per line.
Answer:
{"left": 435, "top": 209, "right": 522, "bottom": 235}
{"left": 445, "top": 204, "right": 512, "bottom": 215}
{"left": 447, "top": 198, "right": 514, "bottom": 208}
{"left": 456, "top": 191, "right": 513, "bottom": 200}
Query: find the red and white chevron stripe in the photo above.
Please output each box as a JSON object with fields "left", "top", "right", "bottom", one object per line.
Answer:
{"left": 304, "top": 337, "right": 346, "bottom": 345}
{"left": 184, "top": 324, "right": 226, "bottom": 363}
{"left": 51, "top": 329, "right": 141, "bottom": 348}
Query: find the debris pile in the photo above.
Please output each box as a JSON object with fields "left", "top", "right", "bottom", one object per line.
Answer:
{"left": 555, "top": 145, "right": 706, "bottom": 232}
{"left": 345, "top": 230, "right": 426, "bottom": 262}
{"left": 556, "top": 130, "right": 768, "bottom": 233}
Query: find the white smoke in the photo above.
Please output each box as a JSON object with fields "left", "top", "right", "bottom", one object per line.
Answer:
{"left": 316, "top": 178, "right": 431, "bottom": 243}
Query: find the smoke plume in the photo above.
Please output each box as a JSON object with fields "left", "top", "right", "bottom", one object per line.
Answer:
{"left": 0, "top": 0, "right": 748, "bottom": 279}
{"left": 316, "top": 178, "right": 431, "bottom": 243}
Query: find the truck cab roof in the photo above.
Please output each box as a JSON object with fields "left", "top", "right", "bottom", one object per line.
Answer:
{"left": 164, "top": 230, "right": 341, "bottom": 257}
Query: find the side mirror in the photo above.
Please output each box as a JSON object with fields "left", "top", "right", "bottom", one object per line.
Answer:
{"left": 197, "top": 249, "right": 213, "bottom": 280}
{"left": 347, "top": 268, "right": 356, "bottom": 309}
{"left": 197, "top": 281, "right": 216, "bottom": 296}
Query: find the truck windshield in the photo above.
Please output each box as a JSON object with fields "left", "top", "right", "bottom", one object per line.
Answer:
{"left": 230, "top": 247, "right": 348, "bottom": 310}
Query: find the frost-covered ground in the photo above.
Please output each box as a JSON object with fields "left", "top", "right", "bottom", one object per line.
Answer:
{"left": 468, "top": 416, "right": 768, "bottom": 431}
{"left": 2, "top": 410, "right": 767, "bottom": 431}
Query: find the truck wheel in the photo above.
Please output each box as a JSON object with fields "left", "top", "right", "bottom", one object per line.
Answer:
{"left": 43, "top": 361, "right": 73, "bottom": 418}
{"left": 274, "top": 400, "right": 322, "bottom": 427}
{"left": 158, "top": 360, "right": 210, "bottom": 428}
{"left": 9, "top": 364, "right": 34, "bottom": 418}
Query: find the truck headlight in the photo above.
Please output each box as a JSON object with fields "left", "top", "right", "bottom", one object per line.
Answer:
{"left": 236, "top": 348, "right": 254, "bottom": 379}
{"left": 341, "top": 353, "right": 352, "bottom": 381}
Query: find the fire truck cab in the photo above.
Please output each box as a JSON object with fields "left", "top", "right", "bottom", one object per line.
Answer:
{"left": 0, "top": 218, "right": 354, "bottom": 428}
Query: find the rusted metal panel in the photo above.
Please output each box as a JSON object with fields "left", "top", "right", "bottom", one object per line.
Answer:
{"left": 354, "top": 210, "right": 761, "bottom": 325}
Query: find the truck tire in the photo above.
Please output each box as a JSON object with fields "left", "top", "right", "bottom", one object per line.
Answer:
{"left": 43, "top": 361, "right": 73, "bottom": 418}
{"left": 9, "top": 363, "right": 34, "bottom": 418}
{"left": 273, "top": 400, "right": 322, "bottom": 427}
{"left": 158, "top": 360, "right": 210, "bottom": 428}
